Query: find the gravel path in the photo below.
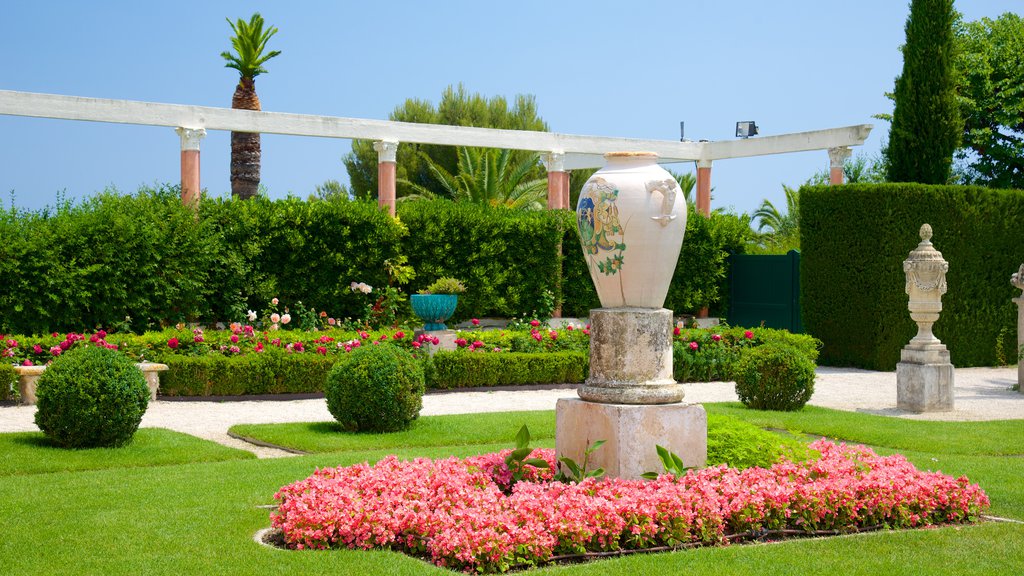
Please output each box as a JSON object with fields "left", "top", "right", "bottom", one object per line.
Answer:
{"left": 3, "top": 366, "right": 1021, "bottom": 458}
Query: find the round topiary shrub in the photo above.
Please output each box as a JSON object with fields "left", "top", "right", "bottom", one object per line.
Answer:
{"left": 733, "top": 343, "right": 816, "bottom": 411}
{"left": 325, "top": 344, "right": 425, "bottom": 432}
{"left": 34, "top": 345, "right": 150, "bottom": 448}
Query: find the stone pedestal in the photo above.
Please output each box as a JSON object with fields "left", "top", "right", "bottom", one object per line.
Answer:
{"left": 556, "top": 398, "right": 707, "bottom": 480}
{"left": 577, "top": 308, "right": 684, "bottom": 404}
{"left": 896, "top": 345, "right": 954, "bottom": 412}
{"left": 412, "top": 329, "right": 458, "bottom": 355}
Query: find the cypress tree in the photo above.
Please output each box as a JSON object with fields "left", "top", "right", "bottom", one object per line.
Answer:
{"left": 885, "top": 0, "right": 961, "bottom": 184}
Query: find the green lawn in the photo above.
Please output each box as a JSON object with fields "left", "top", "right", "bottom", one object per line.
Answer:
{"left": 1, "top": 406, "right": 1022, "bottom": 575}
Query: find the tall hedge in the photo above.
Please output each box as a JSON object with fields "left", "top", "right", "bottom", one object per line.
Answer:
{"left": 397, "top": 200, "right": 565, "bottom": 320}
{"left": 801, "top": 183, "right": 1024, "bottom": 369}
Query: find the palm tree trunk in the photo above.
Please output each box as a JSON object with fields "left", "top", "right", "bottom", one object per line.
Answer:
{"left": 230, "top": 77, "right": 262, "bottom": 200}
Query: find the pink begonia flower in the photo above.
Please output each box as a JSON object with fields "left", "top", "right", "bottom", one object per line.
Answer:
{"left": 167, "top": 338, "right": 179, "bottom": 349}
{"left": 270, "top": 313, "right": 281, "bottom": 324}
{"left": 272, "top": 297, "right": 279, "bottom": 306}
{"left": 471, "top": 318, "right": 480, "bottom": 326}
{"left": 744, "top": 330, "right": 755, "bottom": 339}
{"left": 689, "top": 341, "right": 699, "bottom": 350}
{"left": 712, "top": 334, "right": 722, "bottom": 342}
{"left": 281, "top": 314, "right": 291, "bottom": 325}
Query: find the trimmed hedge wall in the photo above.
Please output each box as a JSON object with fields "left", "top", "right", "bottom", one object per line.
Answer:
{"left": 801, "top": 183, "right": 1024, "bottom": 369}
{"left": 1, "top": 188, "right": 750, "bottom": 334}
{"left": 427, "top": 350, "right": 587, "bottom": 389}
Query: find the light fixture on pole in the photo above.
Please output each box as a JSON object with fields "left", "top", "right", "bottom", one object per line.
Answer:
{"left": 735, "top": 121, "right": 759, "bottom": 138}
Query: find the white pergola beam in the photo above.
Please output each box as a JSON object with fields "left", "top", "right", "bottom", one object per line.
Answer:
{"left": 0, "top": 90, "right": 871, "bottom": 165}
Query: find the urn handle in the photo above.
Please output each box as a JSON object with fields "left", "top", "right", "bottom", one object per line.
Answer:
{"left": 645, "top": 178, "right": 679, "bottom": 227}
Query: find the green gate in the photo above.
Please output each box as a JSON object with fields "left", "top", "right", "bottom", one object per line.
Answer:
{"left": 727, "top": 250, "right": 802, "bottom": 332}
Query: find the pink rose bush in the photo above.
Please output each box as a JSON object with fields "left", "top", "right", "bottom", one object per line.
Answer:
{"left": 272, "top": 440, "right": 988, "bottom": 573}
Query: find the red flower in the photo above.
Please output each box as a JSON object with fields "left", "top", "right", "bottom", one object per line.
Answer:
{"left": 316, "top": 346, "right": 327, "bottom": 356}
{"left": 673, "top": 326, "right": 681, "bottom": 336}
{"left": 393, "top": 331, "right": 406, "bottom": 340}
{"left": 711, "top": 334, "right": 722, "bottom": 342}
{"left": 32, "top": 344, "right": 43, "bottom": 354}
{"left": 454, "top": 338, "right": 468, "bottom": 348}
{"left": 744, "top": 330, "right": 754, "bottom": 339}
{"left": 689, "top": 341, "right": 699, "bottom": 351}
{"left": 21, "top": 359, "right": 32, "bottom": 366}
{"left": 549, "top": 331, "right": 558, "bottom": 340}
{"left": 167, "top": 337, "right": 179, "bottom": 349}
{"left": 230, "top": 334, "right": 239, "bottom": 344}
{"left": 471, "top": 318, "right": 480, "bottom": 326}
{"left": 530, "top": 319, "right": 541, "bottom": 327}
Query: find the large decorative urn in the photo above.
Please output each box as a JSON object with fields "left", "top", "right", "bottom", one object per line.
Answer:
{"left": 576, "top": 152, "right": 687, "bottom": 309}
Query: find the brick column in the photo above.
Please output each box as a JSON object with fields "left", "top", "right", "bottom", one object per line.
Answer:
{"left": 373, "top": 140, "right": 399, "bottom": 216}
{"left": 175, "top": 127, "right": 206, "bottom": 209}
{"left": 543, "top": 152, "right": 568, "bottom": 210}
{"left": 828, "top": 146, "right": 852, "bottom": 185}
{"left": 696, "top": 159, "right": 712, "bottom": 217}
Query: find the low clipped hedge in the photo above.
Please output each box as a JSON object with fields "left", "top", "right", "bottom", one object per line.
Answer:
{"left": 0, "top": 363, "right": 17, "bottom": 401}
{"left": 674, "top": 327, "right": 820, "bottom": 383}
{"left": 158, "top": 348, "right": 589, "bottom": 396}
{"left": 427, "top": 350, "right": 588, "bottom": 389}
{"left": 801, "top": 183, "right": 1024, "bottom": 369}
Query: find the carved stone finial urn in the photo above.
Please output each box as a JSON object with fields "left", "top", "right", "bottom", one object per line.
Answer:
{"left": 897, "top": 224, "right": 954, "bottom": 412}
{"left": 903, "top": 224, "right": 949, "bottom": 344}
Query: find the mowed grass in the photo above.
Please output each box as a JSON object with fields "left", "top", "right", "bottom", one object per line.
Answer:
{"left": 229, "top": 411, "right": 556, "bottom": 454}
{"left": 1, "top": 406, "right": 1023, "bottom": 575}
{"left": 0, "top": 428, "right": 254, "bottom": 476}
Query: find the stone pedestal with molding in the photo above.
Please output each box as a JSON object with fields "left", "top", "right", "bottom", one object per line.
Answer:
{"left": 896, "top": 224, "right": 953, "bottom": 412}
{"left": 558, "top": 308, "right": 706, "bottom": 479}
{"left": 1011, "top": 265, "right": 1024, "bottom": 394}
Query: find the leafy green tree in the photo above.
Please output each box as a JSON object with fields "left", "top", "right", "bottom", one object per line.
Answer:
{"left": 399, "top": 148, "right": 547, "bottom": 210}
{"left": 885, "top": 0, "right": 961, "bottom": 184}
{"left": 955, "top": 13, "right": 1024, "bottom": 188}
{"left": 344, "top": 84, "right": 548, "bottom": 199}
{"left": 221, "top": 13, "right": 281, "bottom": 199}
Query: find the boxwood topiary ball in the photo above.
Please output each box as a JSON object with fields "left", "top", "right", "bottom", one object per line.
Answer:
{"left": 34, "top": 345, "right": 150, "bottom": 448}
{"left": 325, "top": 345, "right": 425, "bottom": 432}
{"left": 734, "top": 343, "right": 816, "bottom": 411}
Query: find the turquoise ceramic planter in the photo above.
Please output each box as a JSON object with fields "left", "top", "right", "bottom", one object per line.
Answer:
{"left": 410, "top": 294, "right": 459, "bottom": 330}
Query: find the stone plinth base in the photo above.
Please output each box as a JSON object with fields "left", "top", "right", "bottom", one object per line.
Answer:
{"left": 556, "top": 398, "right": 707, "bottom": 480}
{"left": 896, "top": 344, "right": 953, "bottom": 412}
{"left": 578, "top": 308, "right": 683, "bottom": 404}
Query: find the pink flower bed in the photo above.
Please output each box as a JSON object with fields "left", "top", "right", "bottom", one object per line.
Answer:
{"left": 271, "top": 440, "right": 989, "bottom": 573}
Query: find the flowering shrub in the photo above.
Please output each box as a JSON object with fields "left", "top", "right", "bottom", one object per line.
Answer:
{"left": 674, "top": 326, "right": 819, "bottom": 383}
{"left": 272, "top": 440, "right": 988, "bottom": 573}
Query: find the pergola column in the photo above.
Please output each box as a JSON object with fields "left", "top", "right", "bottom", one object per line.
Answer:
{"left": 828, "top": 146, "right": 852, "bottom": 185}
{"left": 696, "top": 159, "right": 712, "bottom": 217}
{"left": 373, "top": 140, "right": 399, "bottom": 216}
{"left": 175, "top": 127, "right": 206, "bottom": 208}
{"left": 543, "top": 151, "right": 569, "bottom": 210}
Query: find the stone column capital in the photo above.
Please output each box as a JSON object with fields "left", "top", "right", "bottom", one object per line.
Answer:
{"left": 828, "top": 146, "right": 852, "bottom": 168}
{"left": 542, "top": 151, "right": 565, "bottom": 173}
{"left": 175, "top": 127, "right": 206, "bottom": 151}
{"left": 696, "top": 159, "right": 713, "bottom": 169}
{"left": 373, "top": 140, "right": 399, "bottom": 163}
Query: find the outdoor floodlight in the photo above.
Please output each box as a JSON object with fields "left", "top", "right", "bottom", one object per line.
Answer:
{"left": 735, "top": 121, "right": 759, "bottom": 138}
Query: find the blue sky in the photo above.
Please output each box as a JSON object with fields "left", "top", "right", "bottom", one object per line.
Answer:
{"left": 1, "top": 0, "right": 1019, "bottom": 216}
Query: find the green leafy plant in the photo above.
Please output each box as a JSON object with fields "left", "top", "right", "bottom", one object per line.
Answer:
{"left": 556, "top": 438, "right": 605, "bottom": 483}
{"left": 504, "top": 425, "right": 550, "bottom": 487}
{"left": 641, "top": 445, "right": 689, "bottom": 479}
{"left": 419, "top": 277, "right": 466, "bottom": 295}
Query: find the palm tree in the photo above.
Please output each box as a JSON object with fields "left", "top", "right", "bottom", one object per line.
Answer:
{"left": 399, "top": 147, "right": 547, "bottom": 210}
{"left": 221, "top": 13, "right": 281, "bottom": 200}
{"left": 753, "top": 184, "right": 800, "bottom": 237}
